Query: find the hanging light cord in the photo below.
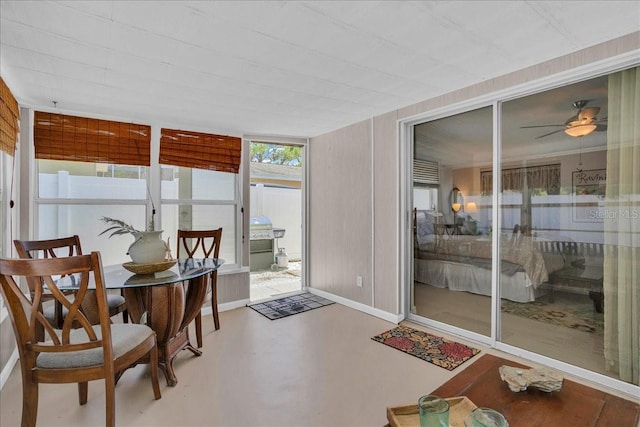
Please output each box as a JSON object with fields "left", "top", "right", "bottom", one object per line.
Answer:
{"left": 8, "top": 146, "right": 17, "bottom": 257}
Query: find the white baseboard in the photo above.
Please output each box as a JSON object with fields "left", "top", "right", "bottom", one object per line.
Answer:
{"left": 201, "top": 290, "right": 403, "bottom": 325}
{"left": 308, "top": 288, "right": 403, "bottom": 324}
{"left": 201, "top": 298, "right": 251, "bottom": 317}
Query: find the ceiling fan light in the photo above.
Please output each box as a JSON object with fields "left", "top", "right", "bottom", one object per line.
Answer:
{"left": 564, "top": 124, "right": 597, "bottom": 137}
{"left": 566, "top": 117, "right": 594, "bottom": 127}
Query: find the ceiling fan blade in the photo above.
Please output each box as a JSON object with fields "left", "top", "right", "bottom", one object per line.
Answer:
{"left": 535, "top": 129, "right": 565, "bottom": 139}
{"left": 578, "top": 107, "right": 600, "bottom": 120}
{"left": 521, "top": 124, "right": 565, "bottom": 128}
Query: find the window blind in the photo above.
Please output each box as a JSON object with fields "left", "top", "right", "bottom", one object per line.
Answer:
{"left": 0, "top": 77, "right": 19, "bottom": 156}
{"left": 413, "top": 159, "right": 439, "bottom": 185}
{"left": 34, "top": 112, "right": 151, "bottom": 166}
{"left": 160, "top": 128, "right": 241, "bottom": 174}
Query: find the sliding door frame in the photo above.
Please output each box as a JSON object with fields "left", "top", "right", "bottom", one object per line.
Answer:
{"left": 244, "top": 135, "right": 309, "bottom": 295}
{"left": 399, "top": 50, "right": 640, "bottom": 398}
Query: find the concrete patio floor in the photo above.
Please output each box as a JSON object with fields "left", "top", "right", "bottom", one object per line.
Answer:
{"left": 250, "top": 261, "right": 302, "bottom": 301}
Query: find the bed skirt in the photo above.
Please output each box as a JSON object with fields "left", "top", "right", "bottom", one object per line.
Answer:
{"left": 414, "top": 258, "right": 546, "bottom": 303}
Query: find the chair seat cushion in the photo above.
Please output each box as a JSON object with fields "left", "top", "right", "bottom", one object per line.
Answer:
{"left": 43, "top": 294, "right": 125, "bottom": 321}
{"left": 36, "top": 324, "right": 153, "bottom": 369}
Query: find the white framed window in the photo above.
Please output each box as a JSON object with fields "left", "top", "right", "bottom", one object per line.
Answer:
{"left": 36, "top": 159, "right": 149, "bottom": 266}
{"left": 160, "top": 165, "right": 239, "bottom": 266}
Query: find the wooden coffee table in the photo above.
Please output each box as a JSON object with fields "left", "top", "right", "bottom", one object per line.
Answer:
{"left": 422, "top": 354, "right": 639, "bottom": 427}
{"left": 549, "top": 265, "right": 604, "bottom": 313}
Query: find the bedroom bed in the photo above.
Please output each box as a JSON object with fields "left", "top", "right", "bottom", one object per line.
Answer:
{"left": 413, "top": 209, "right": 567, "bottom": 303}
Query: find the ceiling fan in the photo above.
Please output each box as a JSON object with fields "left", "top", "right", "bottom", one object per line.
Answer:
{"left": 521, "top": 100, "right": 607, "bottom": 139}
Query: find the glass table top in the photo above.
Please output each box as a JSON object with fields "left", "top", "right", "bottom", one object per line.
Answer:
{"left": 57, "top": 258, "right": 224, "bottom": 290}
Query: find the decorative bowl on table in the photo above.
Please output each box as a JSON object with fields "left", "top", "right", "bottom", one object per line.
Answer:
{"left": 122, "top": 259, "right": 177, "bottom": 274}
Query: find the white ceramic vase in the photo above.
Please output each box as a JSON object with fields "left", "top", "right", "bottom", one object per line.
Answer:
{"left": 128, "top": 230, "right": 166, "bottom": 264}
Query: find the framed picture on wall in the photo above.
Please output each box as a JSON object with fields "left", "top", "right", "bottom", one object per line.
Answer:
{"left": 572, "top": 169, "right": 606, "bottom": 222}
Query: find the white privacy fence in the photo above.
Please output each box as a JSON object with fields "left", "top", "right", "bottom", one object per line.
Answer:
{"left": 37, "top": 172, "right": 302, "bottom": 265}
{"left": 250, "top": 184, "right": 302, "bottom": 260}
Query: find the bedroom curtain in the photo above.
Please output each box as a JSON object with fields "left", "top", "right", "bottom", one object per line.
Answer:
{"left": 603, "top": 67, "right": 639, "bottom": 385}
{"left": 480, "top": 164, "right": 560, "bottom": 195}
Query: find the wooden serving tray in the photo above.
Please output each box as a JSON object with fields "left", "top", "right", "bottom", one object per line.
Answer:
{"left": 387, "top": 396, "right": 477, "bottom": 427}
{"left": 122, "top": 259, "right": 176, "bottom": 274}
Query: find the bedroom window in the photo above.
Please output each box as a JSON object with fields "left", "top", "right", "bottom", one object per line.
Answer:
{"left": 413, "top": 159, "right": 440, "bottom": 211}
{"left": 480, "top": 164, "right": 561, "bottom": 231}
{"left": 413, "top": 186, "right": 438, "bottom": 211}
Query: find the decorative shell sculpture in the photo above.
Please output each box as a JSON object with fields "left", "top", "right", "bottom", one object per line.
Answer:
{"left": 499, "top": 365, "right": 563, "bottom": 393}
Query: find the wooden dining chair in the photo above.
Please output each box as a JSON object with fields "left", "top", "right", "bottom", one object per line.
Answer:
{"left": 0, "top": 252, "right": 161, "bottom": 427}
{"left": 176, "top": 228, "right": 223, "bottom": 347}
{"left": 14, "top": 236, "right": 129, "bottom": 330}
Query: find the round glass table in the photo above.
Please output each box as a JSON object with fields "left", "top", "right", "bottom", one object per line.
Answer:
{"left": 59, "top": 258, "right": 224, "bottom": 386}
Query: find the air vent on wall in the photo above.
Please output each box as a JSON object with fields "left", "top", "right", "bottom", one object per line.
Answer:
{"left": 413, "top": 159, "right": 439, "bottom": 185}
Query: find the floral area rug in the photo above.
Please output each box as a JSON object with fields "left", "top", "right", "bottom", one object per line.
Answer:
{"left": 248, "top": 292, "right": 335, "bottom": 320}
{"left": 501, "top": 292, "right": 604, "bottom": 335}
{"left": 371, "top": 325, "right": 481, "bottom": 371}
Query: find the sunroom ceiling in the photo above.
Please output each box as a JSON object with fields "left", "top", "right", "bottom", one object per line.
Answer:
{"left": 1, "top": 1, "right": 638, "bottom": 138}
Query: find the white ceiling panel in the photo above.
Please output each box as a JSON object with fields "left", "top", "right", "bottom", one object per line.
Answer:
{"left": 1, "top": 0, "right": 639, "bottom": 138}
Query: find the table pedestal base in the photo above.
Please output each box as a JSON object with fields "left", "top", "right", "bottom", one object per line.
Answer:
{"left": 159, "top": 328, "right": 202, "bottom": 386}
{"left": 123, "top": 274, "right": 207, "bottom": 386}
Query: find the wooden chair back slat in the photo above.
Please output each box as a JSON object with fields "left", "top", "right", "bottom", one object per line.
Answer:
{"left": 13, "top": 235, "right": 83, "bottom": 303}
{"left": 13, "top": 235, "right": 120, "bottom": 331}
{"left": 175, "top": 228, "right": 223, "bottom": 345}
{"left": 0, "top": 254, "right": 110, "bottom": 354}
{"left": 176, "top": 228, "right": 222, "bottom": 260}
{"left": 14, "top": 235, "right": 83, "bottom": 259}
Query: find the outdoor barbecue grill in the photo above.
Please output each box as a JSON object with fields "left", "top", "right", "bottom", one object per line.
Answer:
{"left": 249, "top": 216, "right": 285, "bottom": 271}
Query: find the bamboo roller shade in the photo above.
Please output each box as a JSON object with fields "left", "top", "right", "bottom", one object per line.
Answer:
{"left": 0, "top": 77, "right": 20, "bottom": 156}
{"left": 160, "top": 128, "right": 241, "bottom": 174}
{"left": 34, "top": 112, "right": 151, "bottom": 166}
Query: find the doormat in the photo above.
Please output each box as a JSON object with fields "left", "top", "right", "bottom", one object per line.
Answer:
{"left": 248, "top": 293, "right": 335, "bottom": 320}
{"left": 371, "top": 325, "right": 481, "bottom": 371}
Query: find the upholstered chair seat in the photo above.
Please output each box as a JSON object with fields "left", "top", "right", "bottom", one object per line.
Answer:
{"left": 37, "top": 324, "right": 154, "bottom": 369}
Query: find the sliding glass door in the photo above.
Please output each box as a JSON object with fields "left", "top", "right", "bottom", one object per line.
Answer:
{"left": 500, "top": 68, "right": 639, "bottom": 386}
{"left": 410, "top": 65, "right": 639, "bottom": 389}
{"left": 412, "top": 106, "right": 493, "bottom": 337}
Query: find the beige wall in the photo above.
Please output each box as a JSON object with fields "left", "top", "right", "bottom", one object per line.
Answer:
{"left": 373, "top": 111, "right": 400, "bottom": 313}
{"left": 308, "top": 32, "right": 639, "bottom": 316}
{"left": 218, "top": 271, "right": 250, "bottom": 303}
{"left": 309, "top": 119, "right": 373, "bottom": 304}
